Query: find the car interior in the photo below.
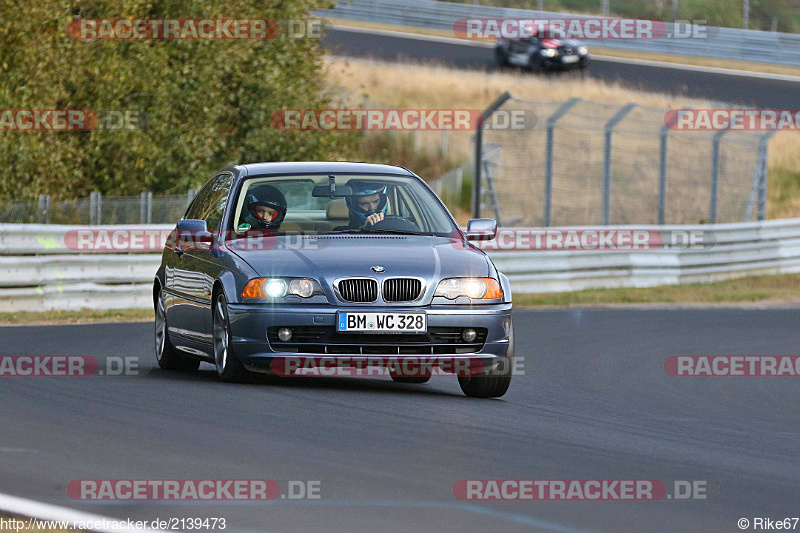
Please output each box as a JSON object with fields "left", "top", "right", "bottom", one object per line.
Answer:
{"left": 231, "top": 177, "right": 431, "bottom": 234}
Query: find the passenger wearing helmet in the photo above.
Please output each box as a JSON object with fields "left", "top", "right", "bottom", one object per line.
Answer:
{"left": 240, "top": 184, "right": 287, "bottom": 232}
{"left": 344, "top": 181, "right": 388, "bottom": 228}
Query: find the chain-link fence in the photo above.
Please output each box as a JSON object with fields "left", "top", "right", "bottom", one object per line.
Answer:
{"left": 474, "top": 94, "right": 773, "bottom": 226}
{"left": 0, "top": 191, "right": 196, "bottom": 225}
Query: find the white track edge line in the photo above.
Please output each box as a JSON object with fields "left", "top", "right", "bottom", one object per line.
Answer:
{"left": 0, "top": 492, "right": 170, "bottom": 533}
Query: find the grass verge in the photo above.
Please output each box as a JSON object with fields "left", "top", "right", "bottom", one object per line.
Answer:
{"left": 514, "top": 273, "right": 800, "bottom": 307}
{"left": 0, "top": 308, "right": 152, "bottom": 326}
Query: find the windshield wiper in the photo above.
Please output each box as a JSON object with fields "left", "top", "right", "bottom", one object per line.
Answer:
{"left": 334, "top": 228, "right": 429, "bottom": 236}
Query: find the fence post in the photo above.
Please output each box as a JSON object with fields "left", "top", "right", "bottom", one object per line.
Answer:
{"left": 187, "top": 188, "right": 197, "bottom": 205}
{"left": 757, "top": 131, "right": 777, "bottom": 221}
{"left": 473, "top": 91, "right": 512, "bottom": 219}
{"left": 89, "top": 192, "right": 103, "bottom": 225}
{"left": 441, "top": 130, "right": 448, "bottom": 158}
{"left": 602, "top": 103, "right": 636, "bottom": 225}
{"left": 709, "top": 130, "right": 728, "bottom": 223}
{"left": 658, "top": 110, "right": 684, "bottom": 225}
{"left": 140, "top": 192, "right": 147, "bottom": 224}
{"left": 38, "top": 194, "right": 50, "bottom": 224}
{"left": 658, "top": 125, "right": 669, "bottom": 225}
{"left": 473, "top": 130, "right": 482, "bottom": 219}
{"left": 544, "top": 97, "right": 581, "bottom": 227}
{"left": 140, "top": 191, "right": 153, "bottom": 224}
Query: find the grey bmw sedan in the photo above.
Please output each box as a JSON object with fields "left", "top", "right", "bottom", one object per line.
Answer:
{"left": 154, "top": 162, "right": 513, "bottom": 397}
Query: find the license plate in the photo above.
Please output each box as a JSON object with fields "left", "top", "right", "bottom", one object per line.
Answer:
{"left": 562, "top": 55, "right": 579, "bottom": 64}
{"left": 337, "top": 312, "right": 427, "bottom": 333}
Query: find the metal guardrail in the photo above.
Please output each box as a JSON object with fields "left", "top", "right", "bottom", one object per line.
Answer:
{"left": 0, "top": 224, "right": 167, "bottom": 311}
{"left": 2, "top": 220, "right": 800, "bottom": 311}
{"left": 316, "top": 0, "right": 800, "bottom": 67}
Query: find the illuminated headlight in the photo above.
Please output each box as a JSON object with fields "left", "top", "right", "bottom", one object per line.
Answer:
{"left": 434, "top": 278, "right": 503, "bottom": 300}
{"left": 242, "top": 277, "right": 322, "bottom": 299}
{"left": 577, "top": 46, "right": 588, "bottom": 56}
{"left": 540, "top": 48, "right": 558, "bottom": 58}
{"left": 265, "top": 279, "right": 287, "bottom": 298}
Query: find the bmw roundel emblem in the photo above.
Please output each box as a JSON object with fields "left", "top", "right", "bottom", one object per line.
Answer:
{"left": 371, "top": 265, "right": 385, "bottom": 273}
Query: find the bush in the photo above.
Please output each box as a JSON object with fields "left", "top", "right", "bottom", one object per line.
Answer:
{"left": 0, "top": 0, "right": 358, "bottom": 200}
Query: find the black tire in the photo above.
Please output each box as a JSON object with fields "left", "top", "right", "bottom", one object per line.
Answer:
{"left": 528, "top": 55, "right": 544, "bottom": 73}
{"left": 495, "top": 47, "right": 509, "bottom": 67}
{"left": 154, "top": 288, "right": 201, "bottom": 371}
{"left": 213, "top": 292, "right": 249, "bottom": 383}
{"left": 458, "top": 324, "right": 514, "bottom": 398}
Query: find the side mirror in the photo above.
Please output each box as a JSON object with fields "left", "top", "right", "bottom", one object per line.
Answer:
{"left": 466, "top": 218, "right": 497, "bottom": 241}
{"left": 176, "top": 219, "right": 213, "bottom": 245}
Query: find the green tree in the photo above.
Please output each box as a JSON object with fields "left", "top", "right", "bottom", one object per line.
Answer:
{"left": 0, "top": 0, "right": 357, "bottom": 200}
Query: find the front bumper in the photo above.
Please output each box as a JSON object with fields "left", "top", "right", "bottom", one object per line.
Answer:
{"left": 227, "top": 303, "right": 512, "bottom": 374}
{"left": 537, "top": 54, "right": 589, "bottom": 69}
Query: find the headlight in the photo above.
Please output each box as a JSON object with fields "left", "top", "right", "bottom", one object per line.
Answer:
{"left": 242, "top": 277, "right": 322, "bottom": 299}
{"left": 577, "top": 46, "right": 588, "bottom": 55}
{"left": 434, "top": 278, "right": 504, "bottom": 300}
{"left": 540, "top": 48, "right": 558, "bottom": 58}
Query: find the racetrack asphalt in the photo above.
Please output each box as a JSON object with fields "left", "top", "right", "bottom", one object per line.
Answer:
{"left": 1, "top": 308, "right": 799, "bottom": 532}
{"left": 322, "top": 27, "right": 800, "bottom": 108}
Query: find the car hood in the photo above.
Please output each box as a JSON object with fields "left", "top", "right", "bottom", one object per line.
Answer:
{"left": 227, "top": 234, "right": 490, "bottom": 285}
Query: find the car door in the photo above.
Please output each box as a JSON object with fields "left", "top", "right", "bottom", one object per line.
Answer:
{"left": 167, "top": 173, "right": 232, "bottom": 346}
{"left": 180, "top": 173, "right": 235, "bottom": 343}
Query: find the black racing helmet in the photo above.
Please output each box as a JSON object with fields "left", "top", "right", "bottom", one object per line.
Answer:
{"left": 243, "top": 184, "right": 287, "bottom": 230}
{"left": 344, "top": 181, "right": 388, "bottom": 225}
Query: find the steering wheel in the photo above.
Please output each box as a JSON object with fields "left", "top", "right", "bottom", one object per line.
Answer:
{"left": 368, "top": 215, "right": 421, "bottom": 232}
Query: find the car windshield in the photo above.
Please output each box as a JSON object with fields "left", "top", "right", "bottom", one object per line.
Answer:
{"left": 229, "top": 174, "right": 457, "bottom": 237}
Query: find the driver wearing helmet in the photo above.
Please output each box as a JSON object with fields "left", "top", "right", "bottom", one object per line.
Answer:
{"left": 343, "top": 181, "right": 388, "bottom": 229}
{"left": 240, "top": 184, "right": 287, "bottom": 232}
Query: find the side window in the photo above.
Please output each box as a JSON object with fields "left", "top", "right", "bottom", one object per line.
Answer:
{"left": 204, "top": 174, "right": 233, "bottom": 232}
{"left": 185, "top": 182, "right": 214, "bottom": 221}
{"left": 185, "top": 173, "right": 233, "bottom": 232}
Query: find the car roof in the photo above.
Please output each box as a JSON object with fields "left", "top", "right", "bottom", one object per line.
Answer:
{"left": 232, "top": 161, "right": 416, "bottom": 177}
